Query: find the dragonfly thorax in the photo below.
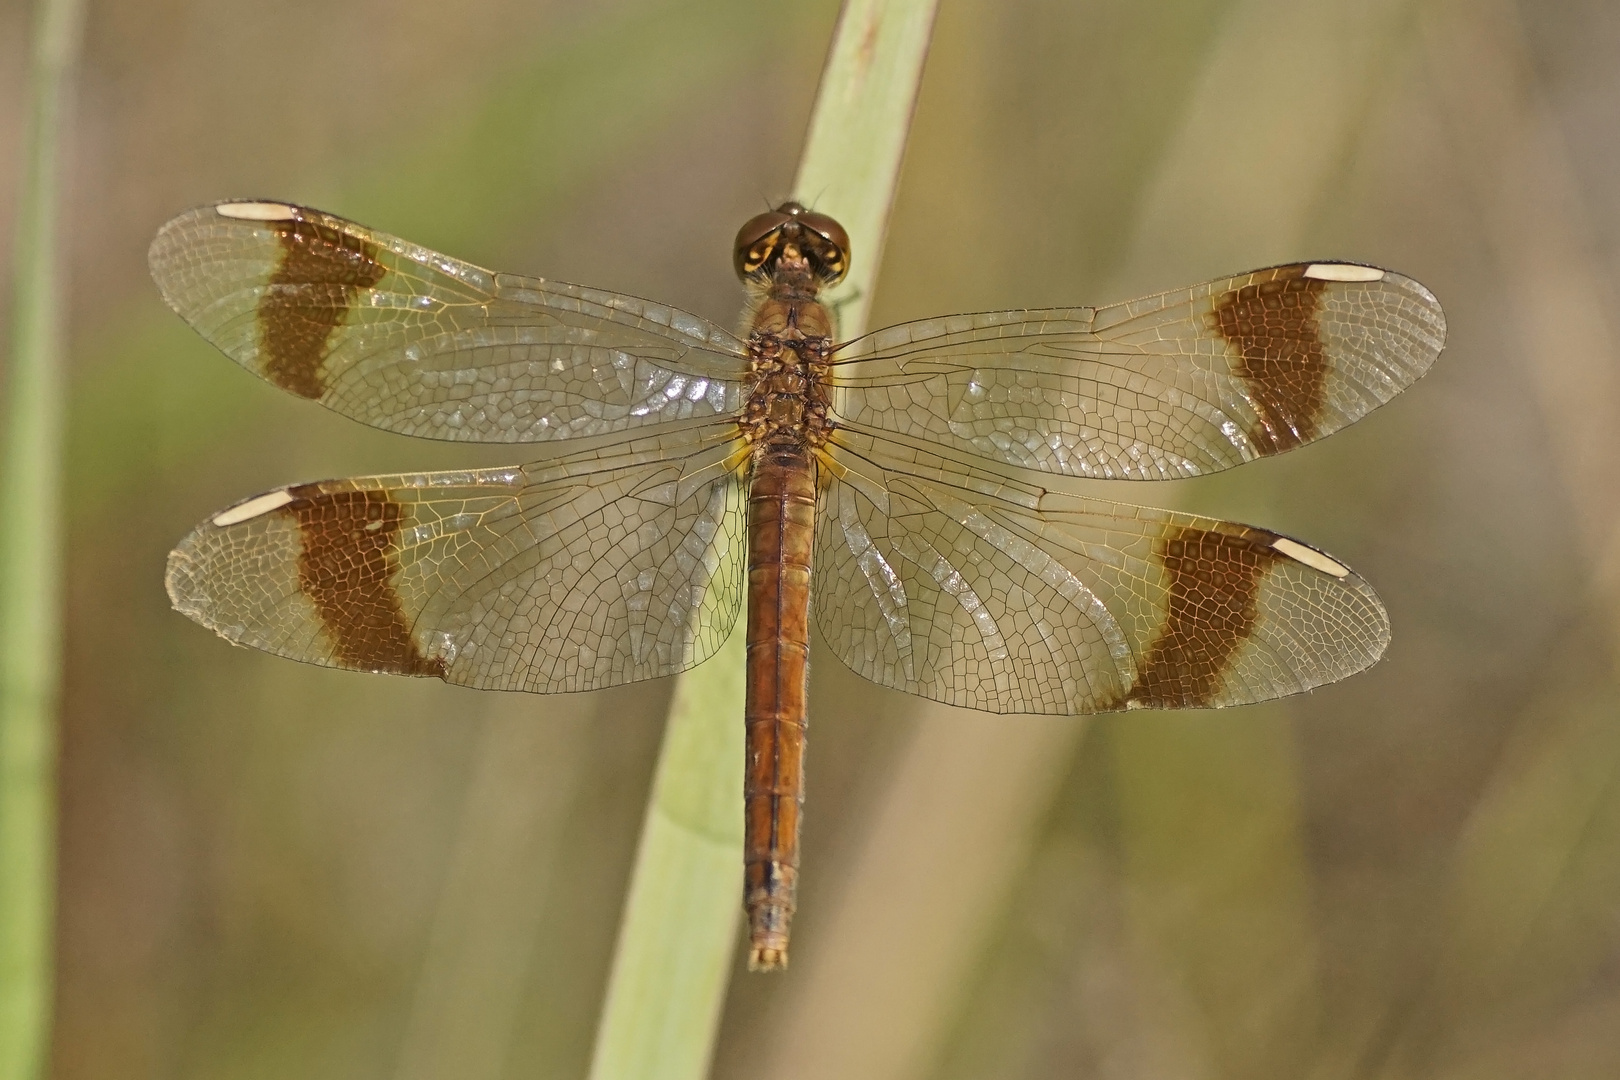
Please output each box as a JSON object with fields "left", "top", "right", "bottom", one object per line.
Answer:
{"left": 741, "top": 327, "right": 834, "bottom": 454}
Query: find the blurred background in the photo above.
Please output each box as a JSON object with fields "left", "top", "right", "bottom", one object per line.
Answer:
{"left": 2, "top": 0, "right": 1618, "bottom": 1076}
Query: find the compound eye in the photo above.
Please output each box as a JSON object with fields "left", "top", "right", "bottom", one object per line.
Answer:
{"left": 733, "top": 210, "right": 794, "bottom": 278}
{"left": 795, "top": 210, "right": 851, "bottom": 267}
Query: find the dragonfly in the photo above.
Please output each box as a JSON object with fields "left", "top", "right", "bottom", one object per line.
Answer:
{"left": 154, "top": 199, "right": 1445, "bottom": 970}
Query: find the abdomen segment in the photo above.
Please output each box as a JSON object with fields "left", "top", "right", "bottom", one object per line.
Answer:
{"left": 743, "top": 441, "right": 818, "bottom": 970}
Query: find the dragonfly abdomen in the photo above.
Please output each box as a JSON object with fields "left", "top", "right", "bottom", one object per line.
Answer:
{"left": 743, "top": 439, "right": 817, "bottom": 971}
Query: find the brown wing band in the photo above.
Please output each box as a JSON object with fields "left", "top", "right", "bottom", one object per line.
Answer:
{"left": 261, "top": 216, "right": 386, "bottom": 399}
{"left": 1209, "top": 268, "right": 1329, "bottom": 454}
{"left": 286, "top": 484, "right": 446, "bottom": 678}
{"left": 1126, "top": 525, "right": 1280, "bottom": 708}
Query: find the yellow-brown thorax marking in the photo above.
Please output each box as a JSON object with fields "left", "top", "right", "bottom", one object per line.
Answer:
{"left": 739, "top": 252, "right": 836, "bottom": 456}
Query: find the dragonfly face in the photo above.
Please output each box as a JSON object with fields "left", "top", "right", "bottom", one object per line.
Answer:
{"left": 153, "top": 199, "right": 1445, "bottom": 971}
{"left": 733, "top": 200, "right": 850, "bottom": 284}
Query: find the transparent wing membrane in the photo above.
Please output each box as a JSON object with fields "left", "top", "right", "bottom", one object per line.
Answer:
{"left": 831, "top": 263, "right": 1444, "bottom": 479}
{"left": 149, "top": 202, "right": 750, "bottom": 442}
{"left": 154, "top": 200, "right": 1438, "bottom": 713}
{"left": 816, "top": 431, "right": 1389, "bottom": 714}
{"left": 166, "top": 426, "right": 746, "bottom": 693}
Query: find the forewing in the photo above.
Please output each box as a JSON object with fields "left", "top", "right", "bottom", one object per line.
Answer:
{"left": 815, "top": 432, "right": 1388, "bottom": 714}
{"left": 166, "top": 427, "right": 746, "bottom": 693}
{"left": 830, "top": 263, "right": 1444, "bottom": 479}
{"left": 149, "top": 201, "right": 749, "bottom": 442}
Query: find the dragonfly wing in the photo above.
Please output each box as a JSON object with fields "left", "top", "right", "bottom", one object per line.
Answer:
{"left": 150, "top": 201, "right": 749, "bottom": 442}
{"left": 831, "top": 263, "right": 1444, "bottom": 479}
{"left": 166, "top": 425, "right": 746, "bottom": 693}
{"left": 815, "top": 433, "right": 1388, "bottom": 714}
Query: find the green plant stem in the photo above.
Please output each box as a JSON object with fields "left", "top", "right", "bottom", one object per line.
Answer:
{"left": 587, "top": 2, "right": 937, "bottom": 1077}
{"left": 0, "top": 0, "right": 86, "bottom": 1077}
{"left": 586, "top": 631, "right": 745, "bottom": 1080}
{"left": 794, "top": 0, "right": 939, "bottom": 338}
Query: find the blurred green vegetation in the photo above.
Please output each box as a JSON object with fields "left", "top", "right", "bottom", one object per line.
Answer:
{"left": 0, "top": 0, "right": 1616, "bottom": 1077}
{"left": 1, "top": 1, "right": 83, "bottom": 1078}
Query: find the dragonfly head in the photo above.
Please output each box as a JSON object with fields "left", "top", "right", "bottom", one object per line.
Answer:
{"left": 734, "top": 202, "right": 850, "bottom": 287}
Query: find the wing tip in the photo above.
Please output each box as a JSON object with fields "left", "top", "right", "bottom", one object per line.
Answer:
{"left": 1244, "top": 531, "right": 1386, "bottom": 696}
{"left": 1316, "top": 260, "right": 1449, "bottom": 357}
{"left": 1258, "top": 527, "right": 1392, "bottom": 688}
{"left": 148, "top": 198, "right": 300, "bottom": 309}
{"left": 164, "top": 534, "right": 218, "bottom": 631}
{"left": 1286, "top": 259, "right": 1448, "bottom": 392}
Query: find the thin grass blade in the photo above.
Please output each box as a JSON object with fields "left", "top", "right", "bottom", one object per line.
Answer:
{"left": 587, "top": 2, "right": 938, "bottom": 1076}
{"left": 0, "top": 0, "right": 87, "bottom": 1077}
